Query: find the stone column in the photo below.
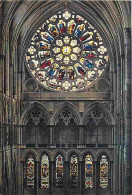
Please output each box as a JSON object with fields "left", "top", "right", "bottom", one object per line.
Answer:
{"left": 50, "top": 160, "right": 54, "bottom": 194}
{"left": 20, "top": 160, "right": 24, "bottom": 195}
{"left": 79, "top": 161, "right": 83, "bottom": 195}
{"left": 79, "top": 125, "right": 84, "bottom": 146}
{"left": 124, "top": 27, "right": 131, "bottom": 195}
{"left": 36, "top": 161, "right": 39, "bottom": 195}
{"left": 94, "top": 161, "right": 97, "bottom": 195}
{"left": 64, "top": 161, "right": 69, "bottom": 194}
{"left": 110, "top": 161, "right": 113, "bottom": 195}
{"left": 49, "top": 125, "right": 54, "bottom": 146}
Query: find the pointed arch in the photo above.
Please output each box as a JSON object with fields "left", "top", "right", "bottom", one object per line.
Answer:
{"left": 99, "top": 154, "right": 109, "bottom": 189}
{"left": 55, "top": 154, "right": 64, "bottom": 187}
{"left": 21, "top": 102, "right": 50, "bottom": 125}
{"left": 51, "top": 102, "right": 81, "bottom": 125}
{"left": 82, "top": 102, "right": 114, "bottom": 126}
{"left": 84, "top": 153, "right": 94, "bottom": 189}
{"left": 40, "top": 153, "right": 50, "bottom": 189}
{"left": 24, "top": 152, "right": 36, "bottom": 188}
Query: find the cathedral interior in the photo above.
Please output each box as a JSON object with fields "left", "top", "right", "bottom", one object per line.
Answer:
{"left": 0, "top": 1, "right": 131, "bottom": 195}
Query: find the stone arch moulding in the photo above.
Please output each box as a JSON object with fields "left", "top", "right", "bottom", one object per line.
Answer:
{"left": 82, "top": 102, "right": 114, "bottom": 126}
{"left": 82, "top": 150, "right": 96, "bottom": 162}
{"left": 53, "top": 150, "right": 66, "bottom": 162}
{"left": 14, "top": 3, "right": 119, "bottom": 93}
{"left": 96, "top": 149, "right": 114, "bottom": 162}
{"left": 51, "top": 102, "right": 81, "bottom": 126}
{"left": 67, "top": 149, "right": 81, "bottom": 162}
{"left": 21, "top": 102, "right": 50, "bottom": 125}
{"left": 18, "top": 1, "right": 115, "bottom": 67}
{"left": 39, "top": 150, "right": 51, "bottom": 162}
{"left": 20, "top": 149, "right": 38, "bottom": 162}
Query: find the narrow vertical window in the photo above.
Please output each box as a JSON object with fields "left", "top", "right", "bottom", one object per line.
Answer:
{"left": 100, "top": 155, "right": 109, "bottom": 188}
{"left": 85, "top": 154, "right": 93, "bottom": 188}
{"left": 26, "top": 155, "right": 35, "bottom": 188}
{"left": 70, "top": 155, "right": 78, "bottom": 187}
{"left": 56, "top": 155, "right": 63, "bottom": 187}
{"left": 41, "top": 154, "right": 49, "bottom": 188}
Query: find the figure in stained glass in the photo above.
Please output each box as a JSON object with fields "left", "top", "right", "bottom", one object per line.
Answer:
{"left": 26, "top": 10, "right": 109, "bottom": 92}
{"left": 80, "top": 33, "right": 89, "bottom": 42}
{"left": 48, "top": 24, "right": 58, "bottom": 37}
{"left": 83, "top": 60, "right": 93, "bottom": 68}
{"left": 83, "top": 52, "right": 97, "bottom": 59}
{"left": 58, "top": 68, "right": 65, "bottom": 80}
{"left": 75, "top": 24, "right": 85, "bottom": 37}
{"left": 40, "top": 60, "right": 51, "bottom": 69}
{"left": 41, "top": 154, "right": 49, "bottom": 188}
{"left": 77, "top": 66, "right": 85, "bottom": 76}
{"left": 68, "top": 20, "right": 75, "bottom": 34}
{"left": 70, "top": 155, "right": 78, "bottom": 187}
{"left": 38, "top": 42, "right": 50, "bottom": 50}
{"left": 59, "top": 20, "right": 66, "bottom": 34}
{"left": 43, "top": 33, "right": 53, "bottom": 43}
{"left": 25, "top": 155, "right": 35, "bottom": 188}
{"left": 56, "top": 155, "right": 63, "bottom": 187}
{"left": 85, "top": 154, "right": 93, "bottom": 188}
{"left": 100, "top": 155, "right": 109, "bottom": 188}
{"left": 68, "top": 69, "right": 74, "bottom": 80}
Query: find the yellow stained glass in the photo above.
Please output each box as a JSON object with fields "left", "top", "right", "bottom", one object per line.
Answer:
{"left": 63, "top": 56, "right": 70, "bottom": 64}
{"left": 70, "top": 54, "right": 77, "bottom": 61}
{"left": 53, "top": 47, "right": 60, "bottom": 54}
{"left": 62, "top": 46, "right": 71, "bottom": 55}
{"left": 26, "top": 10, "right": 109, "bottom": 92}
{"left": 73, "top": 47, "right": 81, "bottom": 53}
{"left": 70, "top": 40, "right": 77, "bottom": 47}
{"left": 63, "top": 36, "right": 70, "bottom": 44}
{"left": 56, "top": 54, "right": 63, "bottom": 61}
{"left": 56, "top": 40, "right": 63, "bottom": 47}
{"left": 63, "top": 11, "right": 71, "bottom": 20}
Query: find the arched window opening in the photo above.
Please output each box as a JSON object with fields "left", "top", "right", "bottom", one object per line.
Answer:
{"left": 70, "top": 154, "right": 78, "bottom": 187}
{"left": 54, "top": 107, "right": 79, "bottom": 145}
{"left": 56, "top": 154, "right": 63, "bottom": 187}
{"left": 100, "top": 155, "right": 109, "bottom": 188}
{"left": 37, "top": 118, "right": 49, "bottom": 145}
{"left": 25, "top": 118, "right": 35, "bottom": 144}
{"left": 24, "top": 107, "right": 49, "bottom": 145}
{"left": 25, "top": 10, "right": 109, "bottom": 92}
{"left": 24, "top": 154, "right": 35, "bottom": 188}
{"left": 41, "top": 154, "right": 49, "bottom": 188}
{"left": 84, "top": 107, "right": 112, "bottom": 146}
{"left": 85, "top": 154, "right": 93, "bottom": 189}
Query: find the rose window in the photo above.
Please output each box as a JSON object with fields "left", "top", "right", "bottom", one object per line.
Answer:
{"left": 25, "top": 10, "right": 109, "bottom": 92}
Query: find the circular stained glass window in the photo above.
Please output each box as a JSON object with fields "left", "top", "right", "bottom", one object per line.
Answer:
{"left": 25, "top": 10, "right": 109, "bottom": 92}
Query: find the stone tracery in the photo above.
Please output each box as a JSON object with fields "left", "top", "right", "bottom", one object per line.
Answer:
{"left": 26, "top": 10, "right": 109, "bottom": 92}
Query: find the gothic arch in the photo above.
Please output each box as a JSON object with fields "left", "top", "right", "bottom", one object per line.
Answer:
{"left": 67, "top": 150, "right": 81, "bottom": 161}
{"left": 53, "top": 150, "right": 66, "bottom": 161}
{"left": 82, "top": 102, "right": 114, "bottom": 126}
{"left": 51, "top": 102, "right": 81, "bottom": 125}
{"left": 82, "top": 150, "right": 96, "bottom": 162}
{"left": 13, "top": 1, "right": 125, "bottom": 77}
{"left": 39, "top": 151, "right": 51, "bottom": 162}
{"left": 21, "top": 102, "right": 50, "bottom": 125}
{"left": 96, "top": 150, "right": 114, "bottom": 162}
{"left": 21, "top": 149, "right": 38, "bottom": 162}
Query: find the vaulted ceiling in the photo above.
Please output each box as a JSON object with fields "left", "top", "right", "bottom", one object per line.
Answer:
{"left": 0, "top": 0, "right": 131, "bottom": 72}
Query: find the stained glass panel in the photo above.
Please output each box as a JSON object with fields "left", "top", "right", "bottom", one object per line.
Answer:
{"left": 56, "top": 155, "right": 63, "bottom": 187}
{"left": 26, "top": 10, "right": 109, "bottom": 92}
{"left": 85, "top": 154, "right": 93, "bottom": 188}
{"left": 100, "top": 155, "right": 109, "bottom": 188}
{"left": 26, "top": 155, "right": 35, "bottom": 188}
{"left": 70, "top": 155, "right": 78, "bottom": 187}
{"left": 41, "top": 154, "right": 49, "bottom": 188}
